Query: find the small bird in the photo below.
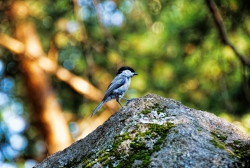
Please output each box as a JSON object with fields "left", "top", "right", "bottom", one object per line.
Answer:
{"left": 91, "top": 66, "right": 138, "bottom": 116}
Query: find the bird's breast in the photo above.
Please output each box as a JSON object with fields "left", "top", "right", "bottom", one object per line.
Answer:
{"left": 113, "top": 77, "right": 131, "bottom": 96}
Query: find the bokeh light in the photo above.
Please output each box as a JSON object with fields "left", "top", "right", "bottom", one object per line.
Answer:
{"left": 24, "top": 159, "right": 37, "bottom": 168}
{"left": 0, "top": 93, "right": 9, "bottom": 106}
{"left": 10, "top": 134, "right": 28, "bottom": 150}
{"left": 0, "top": 162, "right": 17, "bottom": 168}
{"left": 1, "top": 78, "right": 14, "bottom": 92}
{"left": 67, "top": 21, "right": 79, "bottom": 33}
{"left": 0, "top": 60, "right": 4, "bottom": 75}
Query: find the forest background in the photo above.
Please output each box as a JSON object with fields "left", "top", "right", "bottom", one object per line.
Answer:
{"left": 0, "top": 0, "right": 250, "bottom": 167}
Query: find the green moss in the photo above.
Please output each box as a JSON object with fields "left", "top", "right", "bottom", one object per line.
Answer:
{"left": 154, "top": 103, "right": 165, "bottom": 114}
{"left": 233, "top": 140, "right": 241, "bottom": 145}
{"left": 114, "top": 123, "right": 174, "bottom": 167}
{"left": 112, "top": 132, "right": 131, "bottom": 149}
{"left": 209, "top": 131, "right": 250, "bottom": 166}
{"left": 228, "top": 140, "right": 250, "bottom": 166}
{"left": 209, "top": 131, "right": 227, "bottom": 150}
{"left": 130, "top": 141, "right": 145, "bottom": 149}
{"left": 197, "top": 127, "right": 202, "bottom": 132}
{"left": 141, "top": 109, "right": 151, "bottom": 115}
{"left": 82, "top": 157, "right": 94, "bottom": 168}
{"left": 210, "top": 139, "right": 226, "bottom": 149}
{"left": 210, "top": 131, "right": 227, "bottom": 142}
{"left": 82, "top": 122, "right": 175, "bottom": 167}
{"left": 99, "top": 155, "right": 109, "bottom": 162}
{"left": 140, "top": 103, "right": 166, "bottom": 115}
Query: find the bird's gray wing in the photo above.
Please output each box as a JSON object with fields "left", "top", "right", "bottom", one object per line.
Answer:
{"left": 103, "top": 76, "right": 126, "bottom": 100}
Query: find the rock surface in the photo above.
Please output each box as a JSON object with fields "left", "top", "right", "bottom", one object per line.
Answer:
{"left": 34, "top": 94, "right": 250, "bottom": 168}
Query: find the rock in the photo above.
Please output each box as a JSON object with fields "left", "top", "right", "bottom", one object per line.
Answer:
{"left": 34, "top": 94, "right": 250, "bottom": 168}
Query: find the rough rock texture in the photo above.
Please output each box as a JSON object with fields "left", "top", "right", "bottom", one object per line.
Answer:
{"left": 34, "top": 94, "right": 250, "bottom": 168}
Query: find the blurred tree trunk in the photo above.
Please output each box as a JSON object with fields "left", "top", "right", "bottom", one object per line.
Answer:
{"left": 10, "top": 1, "right": 72, "bottom": 154}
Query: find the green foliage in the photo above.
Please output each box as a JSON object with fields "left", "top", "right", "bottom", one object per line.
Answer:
{"left": 0, "top": 0, "right": 250, "bottom": 166}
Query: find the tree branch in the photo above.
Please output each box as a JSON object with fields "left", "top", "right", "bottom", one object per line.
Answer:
{"left": 14, "top": 21, "right": 72, "bottom": 154}
{"left": 205, "top": 0, "right": 250, "bottom": 66}
{"left": 242, "top": 65, "right": 250, "bottom": 106}
{"left": 0, "top": 32, "right": 118, "bottom": 110}
{"left": 0, "top": 33, "right": 25, "bottom": 54}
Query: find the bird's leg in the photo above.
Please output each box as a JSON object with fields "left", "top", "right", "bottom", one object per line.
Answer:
{"left": 117, "top": 100, "right": 123, "bottom": 107}
{"left": 116, "top": 94, "right": 123, "bottom": 107}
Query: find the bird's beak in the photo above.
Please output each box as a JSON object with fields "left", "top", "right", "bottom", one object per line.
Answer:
{"left": 134, "top": 72, "right": 138, "bottom": 76}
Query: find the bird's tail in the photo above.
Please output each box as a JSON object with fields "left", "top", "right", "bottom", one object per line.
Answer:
{"left": 91, "top": 101, "right": 105, "bottom": 117}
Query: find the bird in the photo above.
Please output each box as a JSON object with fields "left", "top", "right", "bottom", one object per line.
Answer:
{"left": 91, "top": 66, "right": 138, "bottom": 117}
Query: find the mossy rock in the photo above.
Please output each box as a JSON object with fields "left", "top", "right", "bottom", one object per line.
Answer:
{"left": 34, "top": 94, "right": 250, "bottom": 168}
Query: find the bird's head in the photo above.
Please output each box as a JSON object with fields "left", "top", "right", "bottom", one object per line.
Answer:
{"left": 116, "top": 66, "right": 138, "bottom": 77}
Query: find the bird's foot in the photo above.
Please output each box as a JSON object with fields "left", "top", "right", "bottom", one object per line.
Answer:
{"left": 123, "top": 98, "right": 135, "bottom": 105}
{"left": 122, "top": 98, "right": 134, "bottom": 101}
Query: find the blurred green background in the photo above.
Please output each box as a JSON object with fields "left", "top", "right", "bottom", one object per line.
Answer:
{"left": 0, "top": 0, "right": 250, "bottom": 167}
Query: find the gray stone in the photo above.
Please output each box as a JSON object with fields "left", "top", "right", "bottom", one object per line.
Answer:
{"left": 34, "top": 94, "right": 250, "bottom": 168}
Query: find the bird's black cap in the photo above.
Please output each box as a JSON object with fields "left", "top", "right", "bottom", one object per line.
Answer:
{"left": 116, "top": 66, "right": 137, "bottom": 75}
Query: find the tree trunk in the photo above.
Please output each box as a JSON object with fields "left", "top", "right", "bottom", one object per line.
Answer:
{"left": 10, "top": 1, "right": 72, "bottom": 154}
